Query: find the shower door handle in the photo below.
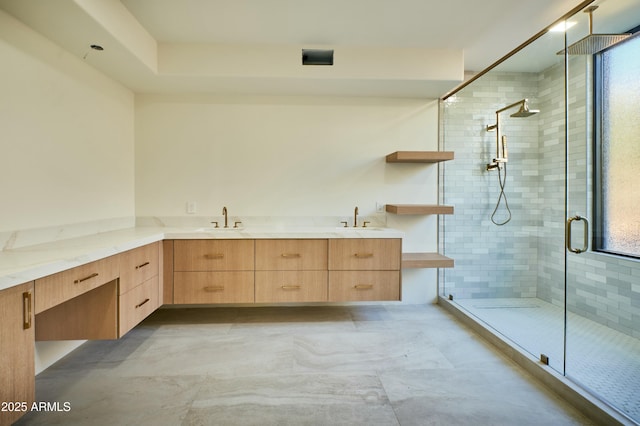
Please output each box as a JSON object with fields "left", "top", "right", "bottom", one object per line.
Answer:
{"left": 566, "top": 215, "right": 589, "bottom": 254}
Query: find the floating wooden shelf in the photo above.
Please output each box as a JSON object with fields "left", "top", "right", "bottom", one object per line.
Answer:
{"left": 386, "top": 151, "right": 454, "bottom": 163}
{"left": 402, "top": 253, "right": 454, "bottom": 269}
{"left": 385, "top": 204, "right": 454, "bottom": 215}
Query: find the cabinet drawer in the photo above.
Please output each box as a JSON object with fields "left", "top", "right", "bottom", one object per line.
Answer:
{"left": 255, "top": 239, "right": 327, "bottom": 270}
{"left": 328, "top": 271, "right": 400, "bottom": 302}
{"left": 35, "top": 256, "right": 119, "bottom": 314}
{"left": 255, "top": 271, "right": 328, "bottom": 303}
{"left": 119, "top": 275, "right": 160, "bottom": 337}
{"left": 328, "top": 239, "right": 401, "bottom": 271}
{"left": 119, "top": 242, "right": 159, "bottom": 294}
{"left": 174, "top": 240, "right": 254, "bottom": 271}
{"left": 173, "top": 271, "right": 254, "bottom": 304}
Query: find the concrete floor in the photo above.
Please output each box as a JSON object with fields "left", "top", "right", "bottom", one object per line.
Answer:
{"left": 17, "top": 304, "right": 594, "bottom": 425}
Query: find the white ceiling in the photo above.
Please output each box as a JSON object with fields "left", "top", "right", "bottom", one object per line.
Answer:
{"left": 1, "top": 0, "right": 624, "bottom": 98}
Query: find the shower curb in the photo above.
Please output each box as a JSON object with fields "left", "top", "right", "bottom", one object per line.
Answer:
{"left": 437, "top": 296, "right": 635, "bottom": 426}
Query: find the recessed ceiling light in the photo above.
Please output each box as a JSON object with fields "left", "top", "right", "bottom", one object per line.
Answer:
{"left": 549, "top": 21, "right": 577, "bottom": 33}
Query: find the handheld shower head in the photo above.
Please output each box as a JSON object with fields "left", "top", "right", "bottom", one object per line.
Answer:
{"left": 485, "top": 99, "right": 540, "bottom": 227}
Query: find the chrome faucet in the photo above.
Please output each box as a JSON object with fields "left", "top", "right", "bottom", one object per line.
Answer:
{"left": 353, "top": 206, "right": 359, "bottom": 227}
{"left": 222, "top": 206, "right": 228, "bottom": 228}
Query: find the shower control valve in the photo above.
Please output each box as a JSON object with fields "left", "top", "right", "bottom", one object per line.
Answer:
{"left": 487, "top": 161, "right": 502, "bottom": 171}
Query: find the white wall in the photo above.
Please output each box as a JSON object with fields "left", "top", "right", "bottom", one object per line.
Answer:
{"left": 135, "top": 94, "right": 440, "bottom": 303}
{"left": 0, "top": 7, "right": 440, "bottom": 375}
{"left": 0, "top": 9, "right": 135, "bottom": 233}
{"left": 0, "top": 9, "right": 135, "bottom": 372}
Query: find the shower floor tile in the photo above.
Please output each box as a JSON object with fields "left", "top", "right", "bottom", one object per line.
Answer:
{"left": 455, "top": 297, "right": 640, "bottom": 423}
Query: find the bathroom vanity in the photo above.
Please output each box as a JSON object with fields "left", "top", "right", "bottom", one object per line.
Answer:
{"left": 0, "top": 225, "right": 403, "bottom": 424}
{"left": 171, "top": 237, "right": 401, "bottom": 304}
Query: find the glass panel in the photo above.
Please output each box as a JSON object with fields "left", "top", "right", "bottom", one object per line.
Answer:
{"left": 439, "top": 25, "right": 567, "bottom": 374}
{"left": 440, "top": 1, "right": 640, "bottom": 421}
{"left": 565, "top": 2, "right": 640, "bottom": 423}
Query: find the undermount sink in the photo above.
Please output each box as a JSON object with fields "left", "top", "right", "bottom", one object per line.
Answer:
{"left": 195, "top": 227, "right": 244, "bottom": 233}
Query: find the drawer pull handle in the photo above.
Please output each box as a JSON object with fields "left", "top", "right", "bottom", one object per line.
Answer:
{"left": 135, "top": 261, "right": 150, "bottom": 270}
{"left": 204, "top": 253, "right": 225, "bottom": 259}
{"left": 23, "top": 291, "right": 32, "bottom": 330}
{"left": 354, "top": 284, "right": 374, "bottom": 290}
{"left": 281, "top": 253, "right": 301, "bottom": 258}
{"left": 135, "top": 298, "right": 150, "bottom": 309}
{"left": 204, "top": 286, "right": 225, "bottom": 292}
{"left": 74, "top": 272, "right": 99, "bottom": 284}
{"left": 354, "top": 253, "right": 374, "bottom": 258}
{"left": 281, "top": 285, "right": 301, "bottom": 290}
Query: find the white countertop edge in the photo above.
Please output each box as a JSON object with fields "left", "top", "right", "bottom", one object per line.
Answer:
{"left": 0, "top": 226, "right": 404, "bottom": 291}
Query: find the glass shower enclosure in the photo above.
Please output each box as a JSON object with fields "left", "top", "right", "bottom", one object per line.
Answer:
{"left": 439, "top": 0, "right": 640, "bottom": 422}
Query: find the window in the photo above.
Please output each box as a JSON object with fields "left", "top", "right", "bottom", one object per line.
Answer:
{"left": 594, "top": 31, "right": 640, "bottom": 258}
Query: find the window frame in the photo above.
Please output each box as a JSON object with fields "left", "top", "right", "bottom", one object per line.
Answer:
{"left": 592, "top": 26, "right": 640, "bottom": 259}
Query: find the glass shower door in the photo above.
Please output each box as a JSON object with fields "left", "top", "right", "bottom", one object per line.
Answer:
{"left": 564, "top": 13, "right": 640, "bottom": 422}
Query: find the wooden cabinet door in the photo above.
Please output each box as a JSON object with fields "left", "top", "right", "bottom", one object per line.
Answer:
{"left": 174, "top": 240, "right": 254, "bottom": 271}
{"left": 255, "top": 239, "right": 327, "bottom": 270}
{"left": 119, "top": 242, "right": 159, "bottom": 294}
{"left": 119, "top": 276, "right": 160, "bottom": 337}
{"left": 328, "top": 271, "right": 400, "bottom": 301}
{"left": 0, "top": 282, "right": 35, "bottom": 425}
{"left": 255, "top": 271, "right": 328, "bottom": 303}
{"left": 174, "top": 272, "right": 254, "bottom": 304}
{"left": 34, "top": 255, "right": 119, "bottom": 314}
{"left": 328, "top": 239, "right": 401, "bottom": 270}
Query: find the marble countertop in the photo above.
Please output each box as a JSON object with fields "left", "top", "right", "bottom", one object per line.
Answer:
{"left": 0, "top": 226, "right": 404, "bottom": 291}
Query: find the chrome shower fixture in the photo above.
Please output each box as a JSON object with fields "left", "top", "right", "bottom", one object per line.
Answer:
{"left": 486, "top": 99, "right": 538, "bottom": 170}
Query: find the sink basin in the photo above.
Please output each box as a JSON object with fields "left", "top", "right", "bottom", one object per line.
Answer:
{"left": 195, "top": 227, "right": 244, "bottom": 233}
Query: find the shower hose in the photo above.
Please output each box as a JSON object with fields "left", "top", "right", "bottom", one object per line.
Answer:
{"left": 491, "top": 164, "right": 511, "bottom": 225}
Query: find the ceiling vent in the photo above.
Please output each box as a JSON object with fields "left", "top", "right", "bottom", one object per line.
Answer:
{"left": 302, "top": 49, "right": 334, "bottom": 66}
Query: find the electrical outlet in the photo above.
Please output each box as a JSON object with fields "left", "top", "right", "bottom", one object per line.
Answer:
{"left": 186, "top": 201, "right": 197, "bottom": 214}
{"left": 376, "top": 202, "right": 385, "bottom": 213}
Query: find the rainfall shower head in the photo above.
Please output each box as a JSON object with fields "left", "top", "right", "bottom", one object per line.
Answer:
{"left": 557, "top": 6, "right": 631, "bottom": 55}
{"left": 510, "top": 100, "right": 539, "bottom": 117}
{"left": 487, "top": 99, "right": 539, "bottom": 131}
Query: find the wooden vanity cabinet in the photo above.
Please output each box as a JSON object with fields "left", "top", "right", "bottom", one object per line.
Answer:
{"left": 118, "top": 242, "right": 160, "bottom": 337}
{"left": 0, "top": 282, "right": 35, "bottom": 426}
{"left": 173, "top": 240, "right": 255, "bottom": 304}
{"left": 328, "top": 238, "right": 402, "bottom": 302}
{"left": 255, "top": 239, "right": 328, "bottom": 303}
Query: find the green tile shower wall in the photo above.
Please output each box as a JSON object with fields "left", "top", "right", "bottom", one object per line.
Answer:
{"left": 440, "top": 60, "right": 640, "bottom": 339}
{"left": 439, "top": 70, "right": 542, "bottom": 300}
